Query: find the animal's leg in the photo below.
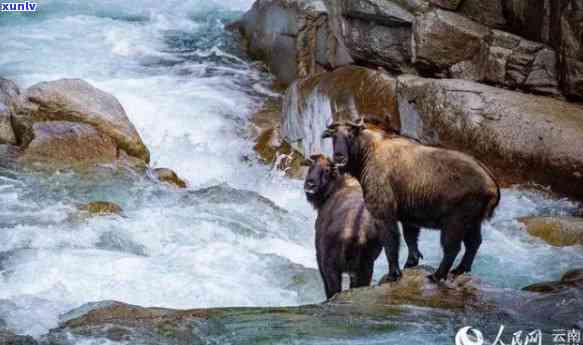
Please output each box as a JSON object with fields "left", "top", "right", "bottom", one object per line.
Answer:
{"left": 322, "top": 267, "right": 342, "bottom": 300}
{"left": 350, "top": 260, "right": 375, "bottom": 289}
{"left": 403, "top": 223, "right": 423, "bottom": 268}
{"left": 380, "top": 220, "right": 402, "bottom": 283}
{"left": 429, "top": 222, "right": 463, "bottom": 283}
{"left": 451, "top": 223, "right": 482, "bottom": 276}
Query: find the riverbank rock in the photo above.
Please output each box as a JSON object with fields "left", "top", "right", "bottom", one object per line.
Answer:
{"left": 397, "top": 75, "right": 583, "bottom": 199}
{"left": 518, "top": 217, "right": 583, "bottom": 247}
{"left": 11, "top": 79, "right": 149, "bottom": 170}
{"left": 44, "top": 265, "right": 582, "bottom": 344}
{"left": 152, "top": 168, "right": 187, "bottom": 188}
{"left": 282, "top": 66, "right": 399, "bottom": 156}
{"left": 524, "top": 269, "right": 583, "bottom": 293}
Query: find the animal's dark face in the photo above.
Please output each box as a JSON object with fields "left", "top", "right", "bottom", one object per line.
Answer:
{"left": 321, "top": 119, "right": 365, "bottom": 168}
{"left": 304, "top": 155, "right": 337, "bottom": 197}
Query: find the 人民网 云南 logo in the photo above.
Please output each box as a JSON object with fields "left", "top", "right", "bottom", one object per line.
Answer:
{"left": 0, "top": 2, "right": 38, "bottom": 12}
{"left": 456, "top": 326, "right": 485, "bottom": 345}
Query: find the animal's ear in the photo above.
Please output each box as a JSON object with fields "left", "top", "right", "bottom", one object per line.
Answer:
{"left": 300, "top": 157, "right": 314, "bottom": 167}
{"left": 330, "top": 165, "right": 339, "bottom": 178}
{"left": 348, "top": 117, "right": 366, "bottom": 133}
{"left": 321, "top": 128, "right": 335, "bottom": 139}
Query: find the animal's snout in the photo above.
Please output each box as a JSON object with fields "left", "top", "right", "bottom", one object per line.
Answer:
{"left": 333, "top": 153, "right": 347, "bottom": 166}
{"left": 304, "top": 180, "right": 317, "bottom": 194}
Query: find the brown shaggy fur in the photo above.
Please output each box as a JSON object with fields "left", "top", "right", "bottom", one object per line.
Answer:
{"left": 304, "top": 155, "right": 383, "bottom": 299}
{"left": 323, "top": 122, "right": 500, "bottom": 282}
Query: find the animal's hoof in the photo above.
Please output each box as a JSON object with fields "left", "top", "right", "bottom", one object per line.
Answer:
{"left": 405, "top": 260, "right": 419, "bottom": 268}
{"left": 450, "top": 268, "right": 467, "bottom": 278}
{"left": 380, "top": 271, "right": 402, "bottom": 284}
{"left": 427, "top": 273, "right": 443, "bottom": 284}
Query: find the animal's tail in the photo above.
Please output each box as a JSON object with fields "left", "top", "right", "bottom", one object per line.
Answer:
{"left": 477, "top": 160, "right": 501, "bottom": 220}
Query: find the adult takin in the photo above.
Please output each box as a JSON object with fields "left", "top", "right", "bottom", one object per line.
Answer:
{"left": 322, "top": 119, "right": 500, "bottom": 283}
{"left": 304, "top": 155, "right": 383, "bottom": 299}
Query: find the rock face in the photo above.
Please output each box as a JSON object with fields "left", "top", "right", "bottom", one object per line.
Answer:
{"left": 397, "top": 75, "right": 583, "bottom": 198}
{"left": 519, "top": 217, "right": 583, "bottom": 247}
{"left": 282, "top": 66, "right": 399, "bottom": 156}
{"left": 234, "top": 0, "right": 352, "bottom": 86}
{"left": 239, "top": 0, "right": 583, "bottom": 99}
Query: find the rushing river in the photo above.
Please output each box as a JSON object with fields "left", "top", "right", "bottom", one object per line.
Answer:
{"left": 0, "top": 0, "right": 582, "bottom": 343}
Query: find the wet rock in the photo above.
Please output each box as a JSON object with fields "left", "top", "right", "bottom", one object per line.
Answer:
{"left": 524, "top": 268, "right": 583, "bottom": 293}
{"left": 518, "top": 217, "right": 583, "bottom": 247}
{"left": 152, "top": 168, "right": 187, "bottom": 188}
{"left": 249, "top": 98, "right": 307, "bottom": 178}
{"left": 235, "top": 0, "right": 349, "bottom": 85}
{"left": 282, "top": 66, "right": 399, "bottom": 156}
{"left": 333, "top": 267, "right": 488, "bottom": 310}
{"left": 0, "top": 103, "right": 16, "bottom": 145}
{"left": 397, "top": 75, "right": 583, "bottom": 200}
{"left": 45, "top": 265, "right": 582, "bottom": 345}
{"left": 17, "top": 121, "right": 119, "bottom": 168}
{"left": 78, "top": 201, "right": 124, "bottom": 217}
{"left": 12, "top": 79, "right": 149, "bottom": 163}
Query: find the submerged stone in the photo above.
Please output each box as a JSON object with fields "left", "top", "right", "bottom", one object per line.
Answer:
{"left": 519, "top": 217, "right": 583, "bottom": 247}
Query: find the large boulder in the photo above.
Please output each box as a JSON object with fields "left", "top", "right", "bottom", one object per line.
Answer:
{"left": 519, "top": 217, "right": 583, "bottom": 247}
{"left": 16, "top": 121, "right": 119, "bottom": 168}
{"left": 397, "top": 75, "right": 583, "bottom": 199}
{"left": 234, "top": 0, "right": 351, "bottom": 85}
{"left": 282, "top": 66, "right": 399, "bottom": 156}
{"left": 13, "top": 79, "right": 149, "bottom": 163}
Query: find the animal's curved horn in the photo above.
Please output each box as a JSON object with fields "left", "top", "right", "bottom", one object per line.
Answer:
{"left": 347, "top": 117, "right": 366, "bottom": 129}
{"left": 301, "top": 157, "right": 314, "bottom": 166}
